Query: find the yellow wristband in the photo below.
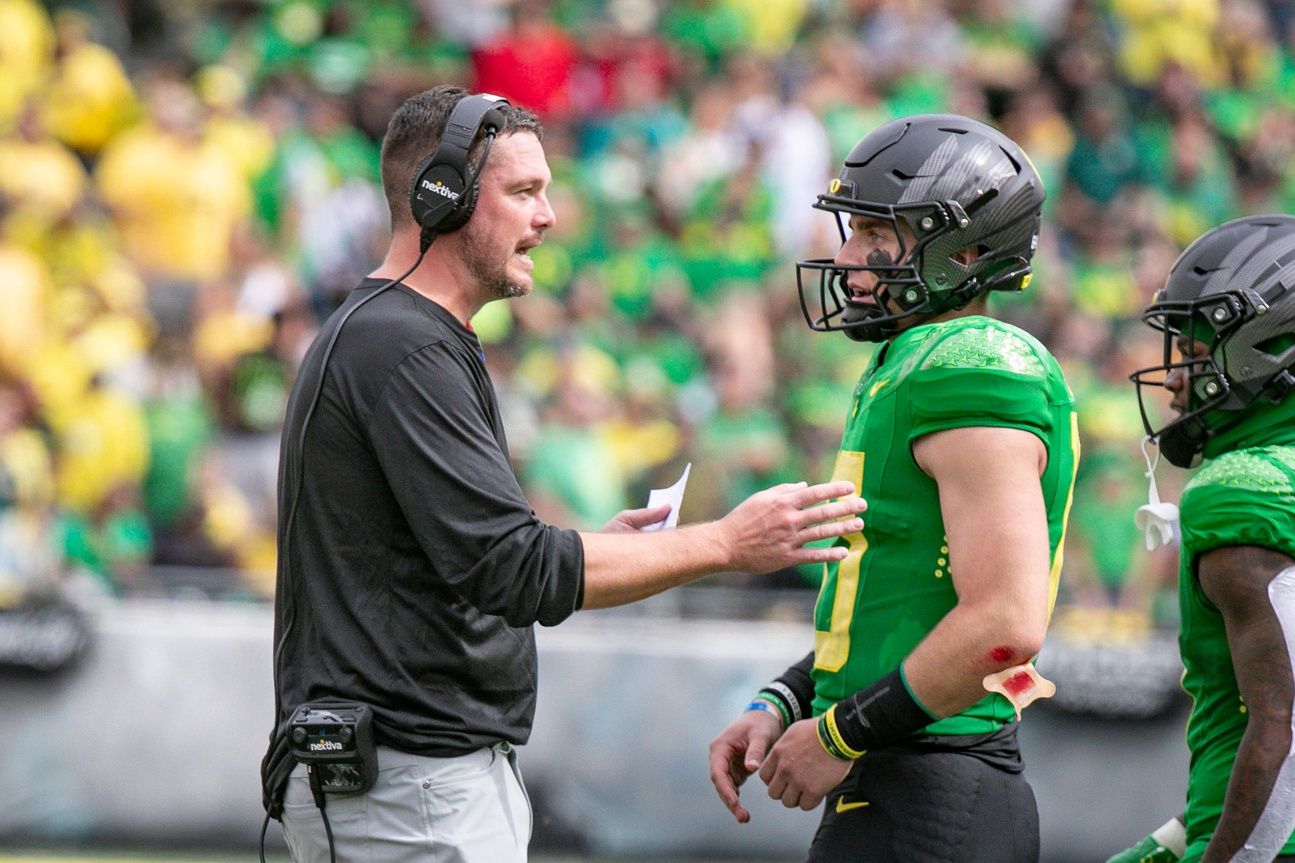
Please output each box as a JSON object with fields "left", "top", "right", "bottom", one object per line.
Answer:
{"left": 821, "top": 705, "right": 866, "bottom": 760}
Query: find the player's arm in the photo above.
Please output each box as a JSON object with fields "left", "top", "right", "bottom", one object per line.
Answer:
{"left": 760, "top": 651, "right": 816, "bottom": 726}
{"left": 758, "top": 426, "right": 1051, "bottom": 812}
{"left": 901, "top": 425, "right": 1052, "bottom": 714}
{"left": 579, "top": 482, "right": 866, "bottom": 609}
{"left": 1197, "top": 545, "right": 1295, "bottom": 863}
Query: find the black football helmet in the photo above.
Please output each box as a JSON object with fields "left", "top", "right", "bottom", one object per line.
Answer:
{"left": 796, "top": 114, "right": 1045, "bottom": 342}
{"left": 1130, "top": 214, "right": 1295, "bottom": 468}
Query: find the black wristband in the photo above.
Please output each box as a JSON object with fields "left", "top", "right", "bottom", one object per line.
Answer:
{"left": 763, "top": 650, "right": 815, "bottom": 724}
{"left": 833, "top": 667, "right": 934, "bottom": 753}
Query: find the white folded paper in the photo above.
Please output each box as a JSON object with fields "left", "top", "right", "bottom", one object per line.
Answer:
{"left": 642, "top": 463, "right": 691, "bottom": 532}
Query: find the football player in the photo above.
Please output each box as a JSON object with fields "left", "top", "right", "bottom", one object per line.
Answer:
{"left": 708, "top": 114, "right": 1079, "bottom": 862}
{"left": 1109, "top": 214, "right": 1295, "bottom": 863}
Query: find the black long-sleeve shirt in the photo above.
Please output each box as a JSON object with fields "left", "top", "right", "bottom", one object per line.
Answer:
{"left": 271, "top": 279, "right": 585, "bottom": 755}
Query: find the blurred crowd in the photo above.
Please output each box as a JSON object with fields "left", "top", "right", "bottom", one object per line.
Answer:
{"left": 1, "top": 0, "right": 1292, "bottom": 631}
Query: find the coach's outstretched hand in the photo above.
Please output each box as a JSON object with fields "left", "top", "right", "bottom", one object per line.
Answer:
{"left": 720, "top": 481, "right": 865, "bottom": 574}
{"left": 578, "top": 481, "right": 864, "bottom": 609}
{"left": 709, "top": 708, "right": 784, "bottom": 824}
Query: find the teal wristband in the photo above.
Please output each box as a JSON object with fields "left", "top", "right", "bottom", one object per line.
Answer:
{"left": 751, "top": 693, "right": 791, "bottom": 727}
{"left": 758, "top": 683, "right": 803, "bottom": 725}
{"left": 744, "top": 700, "right": 782, "bottom": 726}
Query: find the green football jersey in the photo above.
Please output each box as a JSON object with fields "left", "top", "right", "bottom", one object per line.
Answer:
{"left": 1178, "top": 445, "right": 1295, "bottom": 862}
{"left": 810, "top": 316, "right": 1080, "bottom": 736}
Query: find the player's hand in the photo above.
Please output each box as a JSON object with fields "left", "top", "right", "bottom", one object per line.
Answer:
{"left": 1105, "top": 816, "right": 1186, "bottom": 862}
{"left": 720, "top": 481, "right": 866, "bottom": 574}
{"left": 1104, "top": 828, "right": 1183, "bottom": 862}
{"left": 600, "top": 504, "right": 671, "bottom": 533}
{"left": 708, "top": 709, "right": 784, "bottom": 823}
{"left": 758, "top": 718, "right": 853, "bottom": 812}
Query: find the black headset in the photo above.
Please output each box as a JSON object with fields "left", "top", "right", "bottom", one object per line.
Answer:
{"left": 408, "top": 93, "right": 510, "bottom": 244}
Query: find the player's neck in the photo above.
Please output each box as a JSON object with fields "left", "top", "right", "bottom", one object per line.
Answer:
{"left": 887, "top": 301, "right": 989, "bottom": 342}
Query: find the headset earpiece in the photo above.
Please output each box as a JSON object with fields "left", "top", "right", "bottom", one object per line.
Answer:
{"left": 409, "top": 94, "right": 509, "bottom": 239}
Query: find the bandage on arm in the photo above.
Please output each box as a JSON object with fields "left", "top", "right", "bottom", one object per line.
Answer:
{"left": 982, "top": 662, "right": 1056, "bottom": 720}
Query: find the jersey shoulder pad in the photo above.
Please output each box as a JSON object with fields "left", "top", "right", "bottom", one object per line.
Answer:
{"left": 918, "top": 320, "right": 1047, "bottom": 378}
{"left": 1185, "top": 448, "right": 1295, "bottom": 497}
{"left": 1181, "top": 446, "right": 1295, "bottom": 558}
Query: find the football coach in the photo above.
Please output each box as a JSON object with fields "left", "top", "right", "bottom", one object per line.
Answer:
{"left": 259, "top": 84, "right": 867, "bottom": 863}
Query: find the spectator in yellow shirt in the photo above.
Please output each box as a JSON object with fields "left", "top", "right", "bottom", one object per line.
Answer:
{"left": 0, "top": 102, "right": 88, "bottom": 219}
{"left": 0, "top": 0, "right": 53, "bottom": 133}
{"left": 41, "top": 10, "right": 137, "bottom": 156}
{"left": 95, "top": 73, "right": 251, "bottom": 287}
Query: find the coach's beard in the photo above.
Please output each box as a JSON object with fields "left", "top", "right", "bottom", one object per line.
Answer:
{"left": 461, "top": 224, "right": 530, "bottom": 300}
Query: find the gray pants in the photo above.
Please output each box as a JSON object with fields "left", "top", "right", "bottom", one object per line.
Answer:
{"left": 281, "top": 743, "right": 531, "bottom": 862}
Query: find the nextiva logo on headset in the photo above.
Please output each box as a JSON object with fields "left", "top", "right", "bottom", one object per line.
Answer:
{"left": 409, "top": 93, "right": 509, "bottom": 243}
{"left": 419, "top": 179, "right": 461, "bottom": 200}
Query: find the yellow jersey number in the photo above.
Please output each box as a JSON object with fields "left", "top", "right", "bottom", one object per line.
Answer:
{"left": 814, "top": 450, "right": 866, "bottom": 673}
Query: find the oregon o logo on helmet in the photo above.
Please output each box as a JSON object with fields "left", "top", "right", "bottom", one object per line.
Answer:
{"left": 829, "top": 178, "right": 841, "bottom": 194}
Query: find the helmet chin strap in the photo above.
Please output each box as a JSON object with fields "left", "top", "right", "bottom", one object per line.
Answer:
{"left": 1156, "top": 392, "right": 1264, "bottom": 468}
{"left": 837, "top": 263, "right": 904, "bottom": 342}
{"left": 841, "top": 304, "right": 897, "bottom": 342}
{"left": 943, "top": 276, "right": 984, "bottom": 312}
{"left": 1156, "top": 419, "right": 1209, "bottom": 469}
{"left": 841, "top": 276, "right": 981, "bottom": 342}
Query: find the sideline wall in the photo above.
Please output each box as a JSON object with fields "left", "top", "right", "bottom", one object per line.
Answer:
{"left": 0, "top": 599, "right": 1187, "bottom": 861}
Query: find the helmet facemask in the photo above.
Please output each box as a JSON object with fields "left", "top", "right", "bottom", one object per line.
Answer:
{"left": 1130, "top": 302, "right": 1237, "bottom": 468}
{"left": 1131, "top": 291, "right": 1295, "bottom": 468}
{"left": 797, "top": 198, "right": 942, "bottom": 343}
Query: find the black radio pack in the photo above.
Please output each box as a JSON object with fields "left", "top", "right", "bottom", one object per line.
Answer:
{"left": 287, "top": 702, "right": 378, "bottom": 796}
